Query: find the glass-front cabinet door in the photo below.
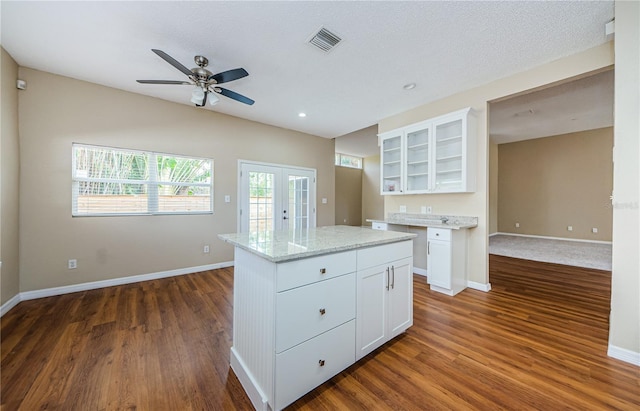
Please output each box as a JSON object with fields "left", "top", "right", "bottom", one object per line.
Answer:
{"left": 380, "top": 134, "right": 402, "bottom": 194}
{"left": 378, "top": 107, "right": 475, "bottom": 195}
{"left": 404, "top": 125, "right": 431, "bottom": 193}
{"left": 433, "top": 116, "right": 464, "bottom": 192}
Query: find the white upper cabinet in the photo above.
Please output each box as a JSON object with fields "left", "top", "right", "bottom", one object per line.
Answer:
{"left": 378, "top": 107, "right": 476, "bottom": 195}
{"left": 380, "top": 133, "right": 402, "bottom": 194}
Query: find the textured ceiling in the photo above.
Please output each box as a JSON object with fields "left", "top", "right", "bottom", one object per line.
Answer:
{"left": 490, "top": 69, "right": 614, "bottom": 145}
{"left": 1, "top": 1, "right": 613, "bottom": 139}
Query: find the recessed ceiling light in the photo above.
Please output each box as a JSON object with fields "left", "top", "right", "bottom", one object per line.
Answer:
{"left": 298, "top": 112, "right": 307, "bottom": 117}
{"left": 403, "top": 83, "right": 416, "bottom": 90}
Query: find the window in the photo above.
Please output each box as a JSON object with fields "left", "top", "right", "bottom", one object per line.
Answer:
{"left": 335, "top": 153, "right": 363, "bottom": 169}
{"left": 72, "top": 144, "right": 213, "bottom": 216}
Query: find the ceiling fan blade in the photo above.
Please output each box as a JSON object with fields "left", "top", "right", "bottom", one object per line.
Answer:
{"left": 217, "top": 87, "right": 255, "bottom": 105}
{"left": 209, "top": 68, "right": 249, "bottom": 84}
{"left": 151, "top": 49, "right": 193, "bottom": 77}
{"left": 137, "top": 80, "right": 192, "bottom": 85}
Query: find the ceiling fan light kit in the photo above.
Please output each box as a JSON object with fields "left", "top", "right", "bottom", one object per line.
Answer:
{"left": 137, "top": 49, "right": 254, "bottom": 107}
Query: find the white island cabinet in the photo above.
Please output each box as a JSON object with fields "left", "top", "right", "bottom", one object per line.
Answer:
{"left": 219, "top": 226, "right": 415, "bottom": 411}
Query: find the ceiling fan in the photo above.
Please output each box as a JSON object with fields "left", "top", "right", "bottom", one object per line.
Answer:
{"left": 137, "top": 49, "right": 254, "bottom": 107}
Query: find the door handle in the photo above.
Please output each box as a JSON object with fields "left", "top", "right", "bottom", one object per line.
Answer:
{"left": 391, "top": 265, "right": 395, "bottom": 290}
{"left": 386, "top": 267, "right": 390, "bottom": 290}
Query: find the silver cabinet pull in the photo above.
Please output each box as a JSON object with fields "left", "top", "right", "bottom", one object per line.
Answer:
{"left": 391, "top": 265, "right": 395, "bottom": 290}
{"left": 386, "top": 267, "right": 390, "bottom": 290}
{"left": 427, "top": 241, "right": 430, "bottom": 255}
{"left": 319, "top": 308, "right": 326, "bottom": 315}
{"left": 320, "top": 268, "right": 326, "bottom": 274}
{"left": 318, "top": 359, "right": 325, "bottom": 367}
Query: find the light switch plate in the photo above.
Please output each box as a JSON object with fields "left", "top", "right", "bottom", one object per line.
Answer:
{"left": 224, "top": 195, "right": 231, "bottom": 203}
{"left": 322, "top": 198, "right": 328, "bottom": 204}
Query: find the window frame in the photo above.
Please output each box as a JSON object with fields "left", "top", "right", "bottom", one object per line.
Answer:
{"left": 72, "top": 143, "right": 214, "bottom": 217}
{"left": 335, "top": 152, "right": 363, "bottom": 169}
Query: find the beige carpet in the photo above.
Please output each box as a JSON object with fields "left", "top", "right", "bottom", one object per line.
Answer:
{"left": 489, "top": 234, "right": 612, "bottom": 271}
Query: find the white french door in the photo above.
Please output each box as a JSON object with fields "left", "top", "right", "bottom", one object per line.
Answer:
{"left": 239, "top": 161, "right": 316, "bottom": 233}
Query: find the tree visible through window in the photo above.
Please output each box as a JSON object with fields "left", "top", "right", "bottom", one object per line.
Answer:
{"left": 335, "top": 153, "right": 363, "bottom": 169}
{"left": 72, "top": 144, "right": 213, "bottom": 216}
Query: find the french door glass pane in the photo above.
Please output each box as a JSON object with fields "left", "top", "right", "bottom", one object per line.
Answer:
{"left": 288, "top": 175, "right": 309, "bottom": 231}
{"left": 249, "top": 171, "right": 274, "bottom": 232}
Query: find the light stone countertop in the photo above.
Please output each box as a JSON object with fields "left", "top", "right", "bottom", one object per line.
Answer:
{"left": 218, "top": 225, "right": 416, "bottom": 263}
{"left": 367, "top": 213, "right": 478, "bottom": 230}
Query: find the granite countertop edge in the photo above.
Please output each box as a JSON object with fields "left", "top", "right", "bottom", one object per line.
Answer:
{"left": 218, "top": 227, "right": 417, "bottom": 263}
{"left": 366, "top": 215, "right": 478, "bottom": 230}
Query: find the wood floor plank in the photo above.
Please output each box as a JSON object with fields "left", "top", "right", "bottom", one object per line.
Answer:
{"left": 2, "top": 255, "right": 638, "bottom": 410}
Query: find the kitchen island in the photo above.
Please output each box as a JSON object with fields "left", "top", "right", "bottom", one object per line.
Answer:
{"left": 219, "top": 225, "right": 416, "bottom": 411}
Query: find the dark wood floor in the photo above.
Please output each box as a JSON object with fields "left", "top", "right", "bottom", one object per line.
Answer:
{"left": 2, "top": 255, "right": 638, "bottom": 410}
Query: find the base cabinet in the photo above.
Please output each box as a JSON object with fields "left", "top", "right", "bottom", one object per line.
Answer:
{"left": 356, "top": 257, "right": 413, "bottom": 360}
{"left": 427, "top": 228, "right": 467, "bottom": 295}
{"left": 355, "top": 241, "right": 413, "bottom": 360}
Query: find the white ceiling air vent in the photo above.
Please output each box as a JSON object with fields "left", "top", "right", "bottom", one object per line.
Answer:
{"left": 308, "top": 27, "right": 342, "bottom": 52}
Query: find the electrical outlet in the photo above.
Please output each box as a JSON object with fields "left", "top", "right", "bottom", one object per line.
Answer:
{"left": 567, "top": 226, "right": 573, "bottom": 231}
{"left": 203, "top": 245, "right": 210, "bottom": 254}
{"left": 68, "top": 259, "right": 77, "bottom": 269}
{"left": 592, "top": 228, "right": 598, "bottom": 233}
{"left": 399, "top": 205, "right": 407, "bottom": 213}
{"left": 515, "top": 222, "right": 520, "bottom": 228}
{"left": 426, "top": 206, "right": 432, "bottom": 214}
{"left": 421, "top": 206, "right": 427, "bottom": 214}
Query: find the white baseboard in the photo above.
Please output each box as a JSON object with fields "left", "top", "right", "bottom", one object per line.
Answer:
{"left": 0, "top": 261, "right": 233, "bottom": 317}
{"left": 413, "top": 267, "right": 427, "bottom": 277}
{"left": 0, "top": 293, "right": 21, "bottom": 317}
{"left": 467, "top": 281, "right": 492, "bottom": 292}
{"left": 493, "top": 232, "right": 612, "bottom": 245}
{"left": 608, "top": 345, "right": 640, "bottom": 366}
{"left": 231, "top": 347, "right": 269, "bottom": 411}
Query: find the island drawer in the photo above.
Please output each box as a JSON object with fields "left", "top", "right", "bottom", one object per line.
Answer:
{"left": 275, "top": 273, "right": 355, "bottom": 353}
{"left": 276, "top": 250, "right": 356, "bottom": 292}
{"left": 356, "top": 240, "right": 413, "bottom": 270}
{"left": 275, "top": 320, "right": 355, "bottom": 410}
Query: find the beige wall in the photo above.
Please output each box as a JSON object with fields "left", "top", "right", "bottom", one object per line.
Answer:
{"left": 489, "top": 142, "right": 498, "bottom": 234}
{"left": 361, "top": 154, "right": 384, "bottom": 226}
{"left": 1, "top": 48, "right": 21, "bottom": 305}
{"left": 17, "top": 68, "right": 335, "bottom": 292}
{"left": 335, "top": 166, "right": 362, "bottom": 226}
{"left": 497, "top": 128, "right": 613, "bottom": 241}
{"left": 609, "top": 0, "right": 639, "bottom": 358}
{"left": 379, "top": 42, "right": 614, "bottom": 286}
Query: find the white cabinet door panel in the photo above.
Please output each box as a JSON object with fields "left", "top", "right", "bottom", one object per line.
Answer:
{"left": 428, "top": 240, "right": 451, "bottom": 289}
{"left": 388, "top": 257, "right": 413, "bottom": 338}
{"left": 356, "top": 264, "right": 388, "bottom": 360}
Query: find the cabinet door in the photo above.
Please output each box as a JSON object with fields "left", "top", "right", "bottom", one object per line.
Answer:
{"left": 380, "top": 134, "right": 403, "bottom": 194}
{"left": 432, "top": 115, "right": 465, "bottom": 192}
{"left": 404, "top": 125, "right": 431, "bottom": 193}
{"left": 356, "top": 264, "right": 388, "bottom": 360}
{"left": 387, "top": 257, "right": 413, "bottom": 339}
{"left": 427, "top": 239, "right": 451, "bottom": 289}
